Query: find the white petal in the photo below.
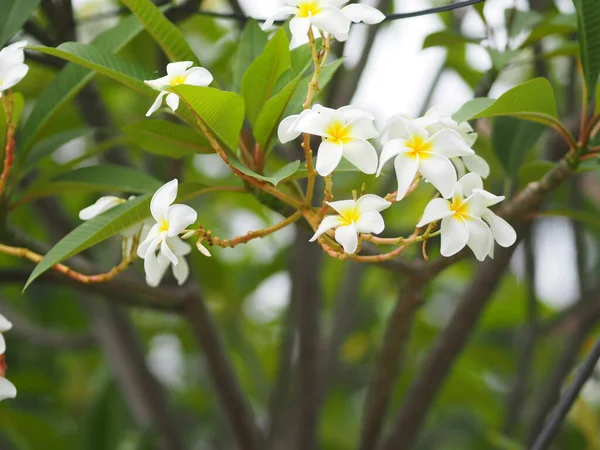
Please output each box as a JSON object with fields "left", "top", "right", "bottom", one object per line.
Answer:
{"left": 289, "top": 16, "right": 311, "bottom": 42}
{"left": 356, "top": 194, "right": 391, "bottom": 212}
{"left": 172, "top": 255, "right": 190, "bottom": 285}
{"left": 295, "top": 110, "right": 331, "bottom": 137}
{"left": 428, "top": 129, "right": 475, "bottom": 158}
{"left": 79, "top": 196, "right": 122, "bottom": 220}
{"left": 167, "top": 236, "right": 192, "bottom": 255}
{"left": 339, "top": 105, "right": 375, "bottom": 122}
{"left": 166, "top": 204, "right": 197, "bottom": 236}
{"left": 146, "top": 252, "right": 170, "bottom": 288}
{"left": 0, "top": 378, "right": 16, "bottom": 401}
{"left": 354, "top": 210, "right": 385, "bottom": 234}
{"left": 465, "top": 216, "right": 494, "bottom": 261}
{"left": 419, "top": 153, "right": 457, "bottom": 199}
{"left": 416, "top": 198, "right": 453, "bottom": 227}
{"left": 334, "top": 223, "right": 359, "bottom": 254}
{"left": 146, "top": 91, "right": 167, "bottom": 117}
{"left": 458, "top": 122, "right": 478, "bottom": 147}
{"left": 341, "top": 138, "right": 378, "bottom": 174}
{"left": 151, "top": 179, "right": 178, "bottom": 221}
{"left": 0, "top": 334, "right": 4, "bottom": 355}
{"left": 0, "top": 314, "right": 12, "bottom": 332}
{"left": 315, "top": 140, "right": 344, "bottom": 176}
{"left": 278, "top": 114, "right": 302, "bottom": 143}
{"left": 143, "top": 241, "right": 162, "bottom": 285}
{"left": 137, "top": 226, "right": 161, "bottom": 258}
{"left": 0, "top": 41, "right": 27, "bottom": 65}
{"left": 377, "top": 139, "right": 406, "bottom": 176}
{"left": 144, "top": 75, "right": 171, "bottom": 91}
{"left": 457, "top": 172, "right": 484, "bottom": 197}
{"left": 485, "top": 210, "right": 517, "bottom": 247}
{"left": 1, "top": 64, "right": 28, "bottom": 91}
{"left": 381, "top": 115, "right": 428, "bottom": 144}
{"left": 348, "top": 117, "right": 379, "bottom": 139}
{"left": 341, "top": 4, "right": 385, "bottom": 23}
{"left": 462, "top": 154, "right": 490, "bottom": 178}
{"left": 451, "top": 156, "right": 467, "bottom": 179}
{"left": 261, "top": 7, "right": 297, "bottom": 30}
{"left": 394, "top": 152, "right": 420, "bottom": 201}
{"left": 312, "top": 7, "right": 351, "bottom": 37}
{"left": 166, "top": 61, "right": 193, "bottom": 76}
{"left": 475, "top": 189, "right": 504, "bottom": 207}
{"left": 184, "top": 67, "right": 213, "bottom": 86}
{"left": 327, "top": 199, "right": 357, "bottom": 216}
{"left": 309, "top": 215, "right": 344, "bottom": 241}
{"left": 165, "top": 93, "right": 180, "bottom": 112}
{"left": 160, "top": 239, "right": 179, "bottom": 266}
{"left": 440, "top": 216, "right": 469, "bottom": 257}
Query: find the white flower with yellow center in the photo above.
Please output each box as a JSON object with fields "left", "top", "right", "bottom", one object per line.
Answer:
{"left": 417, "top": 175, "right": 493, "bottom": 261}
{"left": 0, "top": 40, "right": 29, "bottom": 97}
{"left": 378, "top": 115, "right": 475, "bottom": 201}
{"left": 424, "top": 107, "right": 490, "bottom": 179}
{"left": 310, "top": 194, "right": 391, "bottom": 254}
{"left": 280, "top": 105, "right": 379, "bottom": 176}
{"left": 137, "top": 179, "right": 200, "bottom": 286}
{"left": 144, "top": 61, "right": 213, "bottom": 116}
{"left": 261, "top": 1, "right": 385, "bottom": 47}
{"left": 457, "top": 173, "right": 517, "bottom": 257}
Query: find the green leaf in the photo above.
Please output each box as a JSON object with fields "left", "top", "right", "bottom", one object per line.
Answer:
{"left": 241, "top": 28, "right": 291, "bottom": 125}
{"left": 422, "top": 30, "right": 477, "bottom": 49}
{"left": 574, "top": 0, "right": 600, "bottom": 101}
{"left": 20, "top": 15, "right": 147, "bottom": 157}
{"left": 505, "top": 9, "right": 543, "bottom": 38}
{"left": 123, "top": 120, "right": 212, "bottom": 158}
{"left": 524, "top": 14, "right": 577, "bottom": 45}
{"left": 230, "top": 159, "right": 301, "bottom": 186}
{"left": 487, "top": 48, "right": 521, "bottom": 70}
{"left": 29, "top": 43, "right": 155, "bottom": 95}
{"left": 232, "top": 20, "right": 268, "bottom": 92}
{"left": 452, "top": 78, "right": 559, "bottom": 125}
{"left": 491, "top": 117, "right": 546, "bottom": 176}
{"left": 518, "top": 160, "right": 555, "bottom": 188}
{"left": 120, "top": 0, "right": 199, "bottom": 64}
{"left": 0, "top": 0, "right": 41, "bottom": 46}
{"left": 596, "top": 81, "right": 600, "bottom": 114}
{"left": 170, "top": 85, "right": 244, "bottom": 152}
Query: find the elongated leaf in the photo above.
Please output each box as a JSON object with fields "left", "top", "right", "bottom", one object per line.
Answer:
{"left": 171, "top": 85, "right": 244, "bottom": 152}
{"left": 21, "top": 15, "right": 147, "bottom": 157}
{"left": 242, "top": 28, "right": 291, "bottom": 125}
{"left": 123, "top": 120, "right": 212, "bottom": 158}
{"left": 232, "top": 20, "right": 268, "bottom": 92}
{"left": 230, "top": 159, "right": 301, "bottom": 186}
{"left": 574, "top": 0, "right": 600, "bottom": 101}
{"left": 453, "top": 78, "right": 559, "bottom": 124}
{"left": 0, "top": 0, "right": 41, "bottom": 45}
{"left": 24, "top": 181, "right": 211, "bottom": 289}
{"left": 30, "top": 43, "right": 155, "bottom": 95}
{"left": 120, "top": 0, "right": 199, "bottom": 64}
{"left": 492, "top": 117, "right": 546, "bottom": 176}
{"left": 21, "top": 128, "right": 93, "bottom": 174}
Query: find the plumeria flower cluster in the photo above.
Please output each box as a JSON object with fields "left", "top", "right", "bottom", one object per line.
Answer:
{"left": 262, "top": 1, "right": 385, "bottom": 48}
{"left": 0, "top": 41, "right": 29, "bottom": 96}
{"left": 0, "top": 314, "right": 16, "bottom": 401}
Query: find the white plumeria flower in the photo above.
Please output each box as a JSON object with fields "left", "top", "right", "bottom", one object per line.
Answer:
{"left": 144, "top": 61, "right": 213, "bottom": 116}
{"left": 457, "top": 173, "right": 517, "bottom": 257}
{"left": 281, "top": 104, "right": 379, "bottom": 176}
{"left": 310, "top": 194, "right": 391, "bottom": 254}
{"left": 0, "top": 41, "right": 28, "bottom": 97}
{"left": 137, "top": 179, "right": 200, "bottom": 286}
{"left": 261, "top": 1, "right": 385, "bottom": 48}
{"left": 0, "top": 377, "right": 16, "bottom": 401}
{"left": 417, "top": 175, "right": 493, "bottom": 261}
{"left": 146, "top": 243, "right": 192, "bottom": 287}
{"left": 378, "top": 115, "right": 475, "bottom": 201}
{"left": 424, "top": 107, "right": 490, "bottom": 179}
{"left": 79, "top": 196, "right": 124, "bottom": 220}
{"left": 0, "top": 314, "right": 12, "bottom": 355}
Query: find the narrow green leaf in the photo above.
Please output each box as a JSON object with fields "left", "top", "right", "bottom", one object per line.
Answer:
{"left": 21, "top": 128, "right": 93, "bottom": 174}
{"left": 230, "top": 159, "right": 301, "bottom": 186}
{"left": 171, "top": 85, "right": 244, "bottom": 152}
{"left": 232, "top": 20, "right": 268, "bottom": 92}
{"left": 574, "top": 0, "right": 600, "bottom": 101}
{"left": 0, "top": 0, "right": 41, "bottom": 45}
{"left": 491, "top": 117, "right": 546, "bottom": 176}
{"left": 30, "top": 43, "right": 155, "bottom": 95}
{"left": 21, "top": 15, "right": 147, "bottom": 157}
{"left": 241, "top": 28, "right": 291, "bottom": 125}
{"left": 453, "top": 78, "right": 559, "bottom": 125}
{"left": 524, "top": 14, "right": 577, "bottom": 45}
{"left": 120, "top": 0, "right": 199, "bottom": 64}
{"left": 123, "top": 120, "right": 212, "bottom": 158}
{"left": 422, "top": 30, "right": 477, "bottom": 49}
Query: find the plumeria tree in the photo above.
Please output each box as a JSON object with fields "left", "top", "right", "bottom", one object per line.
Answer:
{"left": 0, "top": 0, "right": 599, "bottom": 449}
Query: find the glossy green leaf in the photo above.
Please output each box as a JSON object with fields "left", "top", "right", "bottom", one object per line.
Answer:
{"left": 452, "top": 78, "right": 559, "bottom": 125}
{"left": 491, "top": 117, "right": 546, "bottom": 176}
{"left": 21, "top": 15, "right": 146, "bottom": 156}
{"left": 232, "top": 20, "right": 268, "bottom": 91}
{"left": 574, "top": 0, "right": 600, "bottom": 101}
{"left": 123, "top": 120, "right": 212, "bottom": 158}
{"left": 241, "top": 28, "right": 291, "bottom": 125}
{"left": 0, "top": 0, "right": 41, "bottom": 45}
{"left": 230, "top": 159, "right": 301, "bottom": 186}
{"left": 29, "top": 43, "right": 155, "bottom": 95}
{"left": 171, "top": 85, "right": 244, "bottom": 152}
{"left": 120, "top": 0, "right": 199, "bottom": 64}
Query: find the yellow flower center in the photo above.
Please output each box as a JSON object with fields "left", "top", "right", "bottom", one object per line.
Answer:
{"left": 297, "top": 1, "right": 321, "bottom": 17}
{"left": 450, "top": 198, "right": 469, "bottom": 220}
{"left": 325, "top": 121, "right": 352, "bottom": 145}
{"left": 405, "top": 135, "right": 432, "bottom": 159}
{"left": 169, "top": 75, "right": 187, "bottom": 86}
{"left": 338, "top": 206, "right": 361, "bottom": 226}
{"left": 159, "top": 219, "right": 170, "bottom": 233}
